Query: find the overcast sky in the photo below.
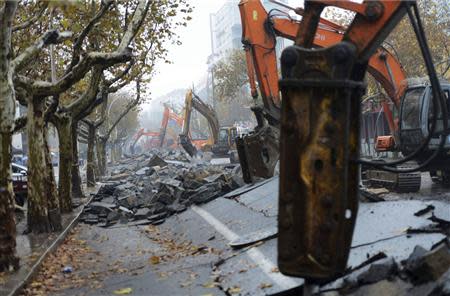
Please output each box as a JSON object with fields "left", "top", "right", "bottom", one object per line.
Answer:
{"left": 148, "top": 1, "right": 302, "bottom": 99}
{"left": 148, "top": 0, "right": 228, "bottom": 99}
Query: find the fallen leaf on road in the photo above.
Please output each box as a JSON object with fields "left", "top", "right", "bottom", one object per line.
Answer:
{"left": 149, "top": 256, "right": 160, "bottom": 265}
{"left": 113, "top": 287, "right": 133, "bottom": 294}
{"left": 260, "top": 282, "right": 273, "bottom": 289}
{"left": 227, "top": 286, "right": 241, "bottom": 294}
{"left": 203, "top": 282, "right": 219, "bottom": 288}
{"left": 180, "top": 281, "right": 192, "bottom": 287}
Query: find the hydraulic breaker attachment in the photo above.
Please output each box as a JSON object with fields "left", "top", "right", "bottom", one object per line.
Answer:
{"left": 278, "top": 42, "right": 363, "bottom": 279}
{"left": 236, "top": 124, "right": 279, "bottom": 183}
{"left": 237, "top": 106, "right": 280, "bottom": 183}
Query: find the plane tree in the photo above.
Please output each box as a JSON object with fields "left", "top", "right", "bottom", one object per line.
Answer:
{"left": 0, "top": 0, "right": 191, "bottom": 271}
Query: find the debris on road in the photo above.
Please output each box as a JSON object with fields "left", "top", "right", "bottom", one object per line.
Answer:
{"left": 79, "top": 151, "right": 242, "bottom": 227}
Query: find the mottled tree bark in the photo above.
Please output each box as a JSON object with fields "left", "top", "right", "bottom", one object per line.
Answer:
{"left": 86, "top": 123, "right": 96, "bottom": 187}
{"left": 44, "top": 126, "right": 61, "bottom": 231}
{"left": 0, "top": 1, "right": 19, "bottom": 271}
{"left": 55, "top": 115, "right": 73, "bottom": 213}
{"left": 96, "top": 138, "right": 107, "bottom": 176}
{"left": 26, "top": 97, "right": 51, "bottom": 233}
{"left": 0, "top": 133, "right": 19, "bottom": 271}
{"left": 110, "top": 142, "right": 116, "bottom": 164}
{"left": 71, "top": 120, "right": 84, "bottom": 198}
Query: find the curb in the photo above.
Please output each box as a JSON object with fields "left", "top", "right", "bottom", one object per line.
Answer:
{"left": 8, "top": 188, "right": 98, "bottom": 296}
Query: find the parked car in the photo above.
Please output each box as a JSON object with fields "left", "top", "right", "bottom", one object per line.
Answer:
{"left": 12, "top": 163, "right": 27, "bottom": 206}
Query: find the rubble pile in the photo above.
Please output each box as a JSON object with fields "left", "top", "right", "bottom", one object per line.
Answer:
{"left": 80, "top": 151, "right": 243, "bottom": 227}
{"left": 321, "top": 240, "right": 450, "bottom": 296}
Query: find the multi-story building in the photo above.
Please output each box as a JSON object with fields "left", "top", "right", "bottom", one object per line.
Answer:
{"left": 207, "top": 0, "right": 290, "bottom": 105}
{"left": 209, "top": 0, "right": 289, "bottom": 61}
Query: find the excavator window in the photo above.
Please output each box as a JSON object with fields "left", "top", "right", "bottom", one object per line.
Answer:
{"left": 428, "top": 89, "right": 450, "bottom": 120}
{"left": 428, "top": 88, "right": 450, "bottom": 134}
{"left": 219, "top": 129, "right": 229, "bottom": 143}
{"left": 230, "top": 128, "right": 238, "bottom": 144}
{"left": 401, "top": 87, "right": 425, "bottom": 130}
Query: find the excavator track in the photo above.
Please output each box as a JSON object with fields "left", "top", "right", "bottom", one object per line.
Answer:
{"left": 364, "top": 161, "right": 421, "bottom": 193}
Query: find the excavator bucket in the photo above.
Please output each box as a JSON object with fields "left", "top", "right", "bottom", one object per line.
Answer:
{"left": 277, "top": 42, "right": 361, "bottom": 280}
{"left": 179, "top": 134, "right": 198, "bottom": 157}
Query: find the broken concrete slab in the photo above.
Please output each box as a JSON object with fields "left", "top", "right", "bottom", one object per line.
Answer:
{"left": 347, "top": 279, "right": 411, "bottom": 296}
{"left": 86, "top": 202, "right": 117, "bottom": 214}
{"left": 106, "top": 211, "right": 122, "bottom": 224}
{"left": 117, "top": 193, "right": 139, "bottom": 209}
{"left": 404, "top": 242, "right": 450, "bottom": 284}
{"left": 147, "top": 155, "right": 168, "bottom": 168}
{"left": 108, "top": 172, "right": 130, "bottom": 181}
{"left": 357, "top": 257, "right": 397, "bottom": 285}
{"left": 189, "top": 182, "right": 221, "bottom": 204}
{"left": 134, "top": 208, "right": 151, "bottom": 220}
{"left": 136, "top": 166, "right": 152, "bottom": 176}
{"left": 428, "top": 269, "right": 450, "bottom": 296}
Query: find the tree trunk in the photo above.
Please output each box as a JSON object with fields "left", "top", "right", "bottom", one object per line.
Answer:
{"left": 0, "top": 132, "right": 19, "bottom": 271}
{"left": 86, "top": 124, "right": 96, "bottom": 187}
{"left": 0, "top": 0, "right": 19, "bottom": 271}
{"left": 44, "top": 126, "right": 61, "bottom": 231}
{"left": 96, "top": 139, "right": 107, "bottom": 176}
{"left": 71, "top": 120, "right": 84, "bottom": 198}
{"left": 27, "top": 97, "right": 51, "bottom": 233}
{"left": 55, "top": 115, "right": 73, "bottom": 213}
{"left": 110, "top": 143, "right": 116, "bottom": 164}
{"left": 117, "top": 143, "right": 122, "bottom": 160}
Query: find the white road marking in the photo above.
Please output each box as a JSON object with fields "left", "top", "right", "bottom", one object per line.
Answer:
{"left": 191, "top": 205, "right": 301, "bottom": 290}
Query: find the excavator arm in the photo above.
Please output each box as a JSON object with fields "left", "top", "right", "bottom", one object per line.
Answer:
{"left": 160, "top": 105, "right": 184, "bottom": 148}
{"left": 130, "top": 128, "right": 161, "bottom": 152}
{"left": 237, "top": 0, "right": 407, "bottom": 183}
{"left": 179, "top": 90, "right": 220, "bottom": 157}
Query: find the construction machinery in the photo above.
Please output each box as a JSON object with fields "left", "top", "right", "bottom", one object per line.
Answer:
{"left": 259, "top": 0, "right": 447, "bottom": 280}
{"left": 179, "top": 90, "right": 238, "bottom": 159}
{"left": 158, "top": 104, "right": 185, "bottom": 148}
{"left": 238, "top": 0, "right": 449, "bottom": 192}
{"left": 130, "top": 105, "right": 184, "bottom": 153}
{"left": 130, "top": 128, "right": 161, "bottom": 152}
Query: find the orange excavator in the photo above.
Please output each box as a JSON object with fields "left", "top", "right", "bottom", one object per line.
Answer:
{"left": 131, "top": 105, "right": 184, "bottom": 153}
{"left": 239, "top": 0, "right": 447, "bottom": 280}
{"left": 238, "top": 0, "right": 450, "bottom": 192}
{"left": 158, "top": 104, "right": 185, "bottom": 148}
{"left": 130, "top": 128, "right": 161, "bottom": 153}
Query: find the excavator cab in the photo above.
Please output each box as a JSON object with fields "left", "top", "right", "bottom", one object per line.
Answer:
{"left": 211, "top": 127, "right": 238, "bottom": 156}
{"left": 399, "top": 81, "right": 450, "bottom": 157}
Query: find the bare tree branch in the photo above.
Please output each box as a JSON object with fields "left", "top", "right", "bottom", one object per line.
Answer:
{"left": 105, "top": 60, "right": 134, "bottom": 86}
{"left": 117, "top": 0, "right": 150, "bottom": 52}
{"left": 12, "top": 2, "right": 48, "bottom": 32}
{"left": 13, "top": 116, "right": 27, "bottom": 133}
{"left": 66, "top": 0, "right": 114, "bottom": 73}
{"left": 44, "top": 96, "right": 59, "bottom": 122}
{"left": 76, "top": 87, "right": 107, "bottom": 121}
{"left": 67, "top": 66, "right": 103, "bottom": 118}
{"left": 104, "top": 80, "right": 141, "bottom": 140}
{"left": 11, "top": 30, "right": 72, "bottom": 72}
{"left": 15, "top": 0, "right": 150, "bottom": 98}
{"left": 18, "top": 49, "right": 132, "bottom": 97}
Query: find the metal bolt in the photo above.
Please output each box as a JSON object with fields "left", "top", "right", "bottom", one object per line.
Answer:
{"left": 365, "top": 1, "right": 384, "bottom": 22}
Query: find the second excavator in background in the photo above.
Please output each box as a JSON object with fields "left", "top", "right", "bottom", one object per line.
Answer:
{"left": 179, "top": 90, "right": 239, "bottom": 161}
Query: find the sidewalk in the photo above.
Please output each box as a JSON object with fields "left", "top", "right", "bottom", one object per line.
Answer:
{"left": 0, "top": 185, "right": 101, "bottom": 296}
